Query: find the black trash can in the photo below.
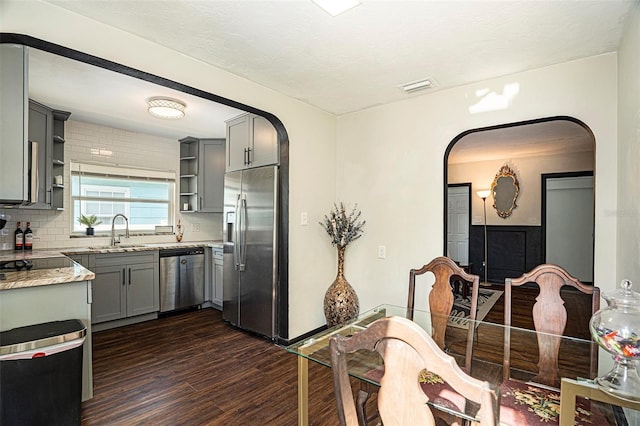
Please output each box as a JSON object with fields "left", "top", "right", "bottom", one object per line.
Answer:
{"left": 0, "top": 319, "right": 86, "bottom": 426}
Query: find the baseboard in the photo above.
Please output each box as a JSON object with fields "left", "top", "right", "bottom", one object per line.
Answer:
{"left": 92, "top": 312, "right": 158, "bottom": 332}
{"left": 279, "top": 324, "right": 328, "bottom": 346}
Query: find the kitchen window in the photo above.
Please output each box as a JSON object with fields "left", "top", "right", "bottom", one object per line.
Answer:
{"left": 71, "top": 162, "right": 175, "bottom": 234}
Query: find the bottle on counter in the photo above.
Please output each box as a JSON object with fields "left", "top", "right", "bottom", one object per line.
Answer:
{"left": 24, "top": 222, "right": 33, "bottom": 250}
{"left": 15, "top": 221, "right": 24, "bottom": 251}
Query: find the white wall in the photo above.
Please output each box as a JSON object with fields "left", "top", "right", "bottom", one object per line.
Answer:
{"left": 617, "top": 5, "right": 640, "bottom": 422}
{"left": 0, "top": 0, "right": 337, "bottom": 339}
{"left": 449, "top": 150, "right": 594, "bottom": 226}
{"left": 617, "top": 0, "right": 640, "bottom": 285}
{"left": 336, "top": 54, "right": 618, "bottom": 316}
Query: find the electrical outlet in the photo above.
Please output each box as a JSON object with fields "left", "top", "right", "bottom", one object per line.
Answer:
{"left": 191, "top": 223, "right": 200, "bottom": 232}
{"left": 377, "top": 245, "right": 386, "bottom": 259}
{"left": 301, "top": 212, "right": 308, "bottom": 226}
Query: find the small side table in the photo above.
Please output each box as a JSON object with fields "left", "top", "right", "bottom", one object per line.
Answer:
{"left": 559, "top": 378, "right": 640, "bottom": 426}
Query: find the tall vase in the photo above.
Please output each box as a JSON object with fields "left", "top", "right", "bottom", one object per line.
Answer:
{"left": 324, "top": 246, "right": 360, "bottom": 327}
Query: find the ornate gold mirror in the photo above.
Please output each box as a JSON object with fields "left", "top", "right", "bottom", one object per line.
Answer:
{"left": 491, "top": 164, "right": 519, "bottom": 218}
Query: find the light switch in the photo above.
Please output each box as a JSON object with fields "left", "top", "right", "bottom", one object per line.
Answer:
{"left": 301, "top": 212, "right": 308, "bottom": 226}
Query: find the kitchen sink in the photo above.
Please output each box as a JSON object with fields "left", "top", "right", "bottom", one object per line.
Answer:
{"left": 88, "top": 244, "right": 147, "bottom": 250}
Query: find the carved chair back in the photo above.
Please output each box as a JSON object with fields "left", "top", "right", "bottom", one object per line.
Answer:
{"left": 330, "top": 316, "right": 497, "bottom": 426}
{"left": 407, "top": 256, "right": 480, "bottom": 371}
{"left": 503, "top": 263, "right": 600, "bottom": 387}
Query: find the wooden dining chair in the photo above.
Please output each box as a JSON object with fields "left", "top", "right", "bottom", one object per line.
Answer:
{"left": 407, "top": 256, "right": 480, "bottom": 371}
{"left": 500, "top": 263, "right": 605, "bottom": 425}
{"left": 330, "top": 316, "right": 497, "bottom": 426}
{"left": 357, "top": 256, "right": 481, "bottom": 423}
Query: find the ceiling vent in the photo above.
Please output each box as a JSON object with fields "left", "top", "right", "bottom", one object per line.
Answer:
{"left": 399, "top": 78, "right": 437, "bottom": 94}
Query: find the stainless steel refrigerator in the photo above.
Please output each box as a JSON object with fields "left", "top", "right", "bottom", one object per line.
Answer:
{"left": 223, "top": 165, "right": 278, "bottom": 338}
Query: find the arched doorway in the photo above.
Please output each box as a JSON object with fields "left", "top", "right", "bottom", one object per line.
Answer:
{"left": 443, "top": 116, "right": 595, "bottom": 284}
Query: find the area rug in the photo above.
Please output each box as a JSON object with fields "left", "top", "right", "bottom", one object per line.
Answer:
{"left": 447, "top": 288, "right": 503, "bottom": 329}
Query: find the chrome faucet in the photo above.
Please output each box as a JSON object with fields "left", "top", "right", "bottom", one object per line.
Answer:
{"left": 111, "top": 214, "right": 130, "bottom": 246}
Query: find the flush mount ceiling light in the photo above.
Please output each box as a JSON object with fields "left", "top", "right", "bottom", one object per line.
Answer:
{"left": 312, "top": 0, "right": 361, "bottom": 16}
{"left": 147, "top": 97, "right": 186, "bottom": 119}
{"left": 399, "top": 78, "right": 437, "bottom": 94}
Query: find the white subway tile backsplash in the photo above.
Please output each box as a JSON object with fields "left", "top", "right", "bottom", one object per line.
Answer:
{"left": 0, "top": 119, "right": 221, "bottom": 251}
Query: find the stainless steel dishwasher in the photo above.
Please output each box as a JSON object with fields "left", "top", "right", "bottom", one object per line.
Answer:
{"left": 159, "top": 247, "right": 205, "bottom": 312}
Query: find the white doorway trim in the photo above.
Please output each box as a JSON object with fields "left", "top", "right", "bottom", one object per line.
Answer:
{"left": 447, "top": 184, "right": 471, "bottom": 265}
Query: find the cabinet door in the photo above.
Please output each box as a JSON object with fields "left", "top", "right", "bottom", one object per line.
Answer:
{"left": 91, "top": 265, "right": 127, "bottom": 323}
{"left": 198, "top": 139, "right": 225, "bottom": 212}
{"left": 127, "top": 262, "right": 159, "bottom": 317}
{"left": 250, "top": 115, "right": 278, "bottom": 169}
{"left": 28, "top": 100, "right": 53, "bottom": 206}
{"left": 226, "top": 114, "right": 250, "bottom": 172}
{"left": 213, "top": 260, "right": 223, "bottom": 308}
{"left": 0, "top": 44, "right": 28, "bottom": 203}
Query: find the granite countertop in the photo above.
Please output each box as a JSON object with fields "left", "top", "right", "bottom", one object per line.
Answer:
{"left": 61, "top": 240, "right": 222, "bottom": 255}
{"left": 0, "top": 240, "right": 222, "bottom": 291}
{"left": 0, "top": 257, "right": 95, "bottom": 291}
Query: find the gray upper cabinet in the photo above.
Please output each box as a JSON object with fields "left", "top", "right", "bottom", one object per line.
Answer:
{"left": 179, "top": 137, "right": 225, "bottom": 213}
{"left": 28, "top": 100, "right": 53, "bottom": 207}
{"left": 0, "top": 43, "right": 69, "bottom": 209}
{"left": 198, "top": 139, "right": 225, "bottom": 213}
{"left": 0, "top": 44, "right": 29, "bottom": 205}
{"left": 225, "top": 113, "right": 278, "bottom": 172}
{"left": 27, "top": 100, "right": 70, "bottom": 210}
{"left": 51, "top": 110, "right": 70, "bottom": 210}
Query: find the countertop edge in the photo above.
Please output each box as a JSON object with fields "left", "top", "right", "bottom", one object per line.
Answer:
{"left": 0, "top": 266, "right": 95, "bottom": 291}
{"left": 0, "top": 240, "right": 221, "bottom": 291}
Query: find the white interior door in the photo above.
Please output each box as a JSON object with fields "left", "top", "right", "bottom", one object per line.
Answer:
{"left": 545, "top": 176, "right": 594, "bottom": 282}
{"left": 447, "top": 186, "right": 470, "bottom": 264}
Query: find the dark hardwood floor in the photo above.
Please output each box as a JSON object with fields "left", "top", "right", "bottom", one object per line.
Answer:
{"left": 81, "top": 308, "right": 339, "bottom": 425}
{"left": 81, "top": 286, "right": 595, "bottom": 425}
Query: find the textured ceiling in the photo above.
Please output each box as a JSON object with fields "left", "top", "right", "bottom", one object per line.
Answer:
{"left": 448, "top": 119, "right": 594, "bottom": 164}
{"left": 28, "top": 49, "right": 244, "bottom": 140}
{"left": 46, "top": 0, "right": 633, "bottom": 115}
{"left": 28, "top": 0, "right": 633, "bottom": 151}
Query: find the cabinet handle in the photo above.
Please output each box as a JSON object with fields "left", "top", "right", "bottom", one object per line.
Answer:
{"left": 122, "top": 268, "right": 126, "bottom": 286}
{"left": 128, "top": 268, "right": 132, "bottom": 285}
{"left": 247, "top": 147, "right": 252, "bottom": 165}
{"left": 243, "top": 148, "right": 248, "bottom": 165}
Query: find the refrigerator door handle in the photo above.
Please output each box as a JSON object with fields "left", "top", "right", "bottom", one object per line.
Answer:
{"left": 234, "top": 194, "right": 241, "bottom": 270}
{"left": 239, "top": 194, "right": 247, "bottom": 271}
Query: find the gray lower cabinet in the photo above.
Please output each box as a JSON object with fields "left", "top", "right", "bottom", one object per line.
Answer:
{"left": 212, "top": 250, "right": 223, "bottom": 308}
{"left": 91, "top": 252, "right": 159, "bottom": 324}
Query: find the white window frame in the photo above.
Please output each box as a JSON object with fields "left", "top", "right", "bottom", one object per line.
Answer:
{"left": 71, "top": 162, "right": 175, "bottom": 235}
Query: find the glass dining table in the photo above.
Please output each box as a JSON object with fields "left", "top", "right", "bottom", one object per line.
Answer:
{"left": 286, "top": 304, "right": 639, "bottom": 425}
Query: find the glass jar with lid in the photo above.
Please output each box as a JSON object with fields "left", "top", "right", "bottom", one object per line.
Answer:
{"left": 589, "top": 279, "right": 640, "bottom": 401}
